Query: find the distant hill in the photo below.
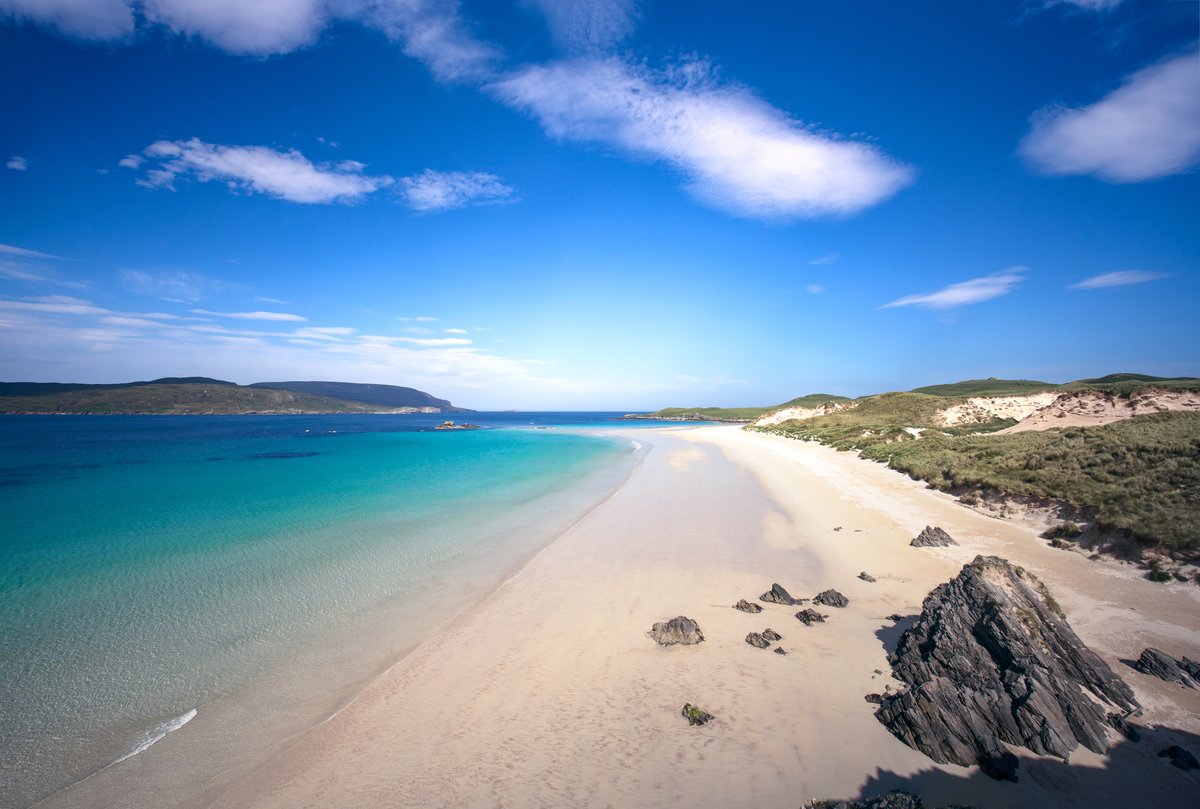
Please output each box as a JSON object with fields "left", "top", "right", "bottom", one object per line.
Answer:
{"left": 0, "top": 378, "right": 464, "bottom": 415}
{"left": 250, "top": 381, "right": 467, "bottom": 412}
{"left": 630, "top": 393, "right": 851, "bottom": 423}
{"left": 910, "top": 378, "right": 1056, "bottom": 397}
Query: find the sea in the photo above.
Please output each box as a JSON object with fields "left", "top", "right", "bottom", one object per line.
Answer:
{"left": 0, "top": 412, "right": 670, "bottom": 807}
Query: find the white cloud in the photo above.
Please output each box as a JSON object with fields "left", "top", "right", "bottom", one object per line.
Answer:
{"left": 391, "top": 336, "right": 472, "bottom": 346}
{"left": 0, "top": 243, "right": 64, "bottom": 260}
{"left": 1070, "top": 270, "right": 1168, "bottom": 290}
{"left": 191, "top": 308, "right": 308, "bottom": 322}
{"left": 0, "top": 261, "right": 87, "bottom": 288}
{"left": 398, "top": 169, "right": 516, "bottom": 211}
{"left": 1055, "top": 0, "right": 1123, "bottom": 9}
{"left": 527, "top": 0, "right": 639, "bottom": 52}
{"left": 136, "top": 138, "right": 393, "bottom": 204}
{"left": 121, "top": 268, "right": 229, "bottom": 301}
{"left": 882, "top": 267, "right": 1025, "bottom": 310}
{"left": 0, "top": 0, "right": 133, "bottom": 40}
{"left": 6, "top": 156, "right": 27, "bottom": 171}
{"left": 808, "top": 252, "right": 839, "bottom": 266}
{"left": 140, "top": 0, "right": 325, "bottom": 55}
{"left": 363, "top": 0, "right": 500, "bottom": 83}
{"left": 1020, "top": 48, "right": 1200, "bottom": 182}
{"left": 491, "top": 57, "right": 913, "bottom": 219}
{"left": 444, "top": 327, "right": 468, "bottom": 334}
{"left": 118, "top": 154, "right": 144, "bottom": 169}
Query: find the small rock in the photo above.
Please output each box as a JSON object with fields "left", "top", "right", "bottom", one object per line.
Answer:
{"left": 833, "top": 526, "right": 843, "bottom": 532}
{"left": 1158, "top": 745, "right": 1199, "bottom": 770}
{"left": 874, "top": 669, "right": 883, "bottom": 674}
{"left": 858, "top": 571, "right": 877, "bottom": 583}
{"left": 795, "top": 608, "right": 828, "bottom": 625}
{"left": 814, "top": 589, "right": 849, "bottom": 608}
{"left": 887, "top": 613, "right": 905, "bottom": 622}
{"left": 864, "top": 693, "right": 883, "bottom": 704}
{"left": 733, "top": 599, "right": 763, "bottom": 614}
{"left": 910, "top": 525, "right": 958, "bottom": 547}
{"left": 805, "top": 790, "right": 924, "bottom": 809}
{"left": 681, "top": 703, "right": 714, "bottom": 727}
{"left": 774, "top": 647, "right": 787, "bottom": 656}
{"left": 760, "top": 582, "right": 798, "bottom": 605}
{"left": 746, "top": 632, "right": 771, "bottom": 649}
{"left": 649, "top": 616, "right": 704, "bottom": 646}
{"left": 1133, "top": 648, "right": 1200, "bottom": 688}
{"left": 1106, "top": 712, "right": 1141, "bottom": 742}
{"left": 762, "top": 628, "right": 782, "bottom": 642}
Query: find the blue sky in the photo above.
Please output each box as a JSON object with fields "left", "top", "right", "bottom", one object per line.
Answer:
{"left": 1, "top": 0, "right": 1197, "bottom": 410}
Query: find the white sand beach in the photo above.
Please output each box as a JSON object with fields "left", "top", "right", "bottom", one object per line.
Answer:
{"left": 60, "top": 424, "right": 1200, "bottom": 809}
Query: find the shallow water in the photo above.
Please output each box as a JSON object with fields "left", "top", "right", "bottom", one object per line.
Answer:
{"left": 0, "top": 414, "right": 641, "bottom": 807}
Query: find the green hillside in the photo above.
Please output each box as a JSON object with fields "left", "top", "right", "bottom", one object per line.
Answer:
{"left": 640, "top": 393, "right": 850, "bottom": 422}
{"left": 910, "top": 378, "right": 1056, "bottom": 397}
{"left": 0, "top": 382, "right": 406, "bottom": 414}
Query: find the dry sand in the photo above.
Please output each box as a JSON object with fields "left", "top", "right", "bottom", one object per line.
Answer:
{"left": 208, "top": 425, "right": 1199, "bottom": 809}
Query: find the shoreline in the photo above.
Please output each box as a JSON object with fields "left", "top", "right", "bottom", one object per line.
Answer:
{"left": 208, "top": 425, "right": 1198, "bottom": 808}
{"left": 40, "top": 424, "right": 1200, "bottom": 808}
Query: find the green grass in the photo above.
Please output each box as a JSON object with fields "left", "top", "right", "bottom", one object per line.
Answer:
{"left": 850, "top": 412, "right": 1200, "bottom": 553}
{"left": 645, "top": 393, "right": 850, "bottom": 422}
{"left": 910, "top": 378, "right": 1057, "bottom": 397}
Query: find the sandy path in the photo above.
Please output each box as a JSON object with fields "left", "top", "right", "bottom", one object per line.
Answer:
{"left": 209, "top": 426, "right": 1200, "bottom": 809}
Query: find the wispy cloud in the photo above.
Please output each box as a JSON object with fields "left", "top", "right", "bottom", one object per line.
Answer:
{"left": 1020, "top": 47, "right": 1200, "bottom": 183}
{"left": 6, "top": 156, "right": 27, "bottom": 171}
{"left": 121, "top": 268, "right": 230, "bottom": 301}
{"left": 399, "top": 315, "right": 439, "bottom": 323}
{"left": 1070, "top": 270, "right": 1168, "bottom": 290}
{"left": 0, "top": 243, "right": 64, "bottom": 260}
{"left": 0, "top": 261, "right": 87, "bottom": 288}
{"left": 809, "top": 252, "right": 840, "bottom": 266}
{"left": 1054, "top": 0, "right": 1124, "bottom": 9}
{"left": 491, "top": 57, "right": 913, "bottom": 220}
{"left": 134, "top": 138, "right": 393, "bottom": 204}
{"left": 444, "top": 327, "right": 468, "bottom": 334}
{"left": 527, "top": 0, "right": 639, "bottom": 53}
{"left": 0, "top": 0, "right": 497, "bottom": 80}
{"left": 191, "top": 309, "right": 307, "bottom": 322}
{"left": 398, "top": 170, "right": 516, "bottom": 212}
{"left": 118, "top": 154, "right": 143, "bottom": 169}
{"left": 882, "top": 267, "right": 1025, "bottom": 310}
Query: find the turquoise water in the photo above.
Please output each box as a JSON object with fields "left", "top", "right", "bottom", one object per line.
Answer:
{"left": 0, "top": 415, "right": 639, "bottom": 807}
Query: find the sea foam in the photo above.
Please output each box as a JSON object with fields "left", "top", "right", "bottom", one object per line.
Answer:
{"left": 111, "top": 709, "right": 197, "bottom": 765}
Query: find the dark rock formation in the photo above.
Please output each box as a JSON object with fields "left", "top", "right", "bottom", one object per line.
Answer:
{"left": 795, "top": 608, "right": 828, "bottom": 625}
{"left": 774, "top": 647, "right": 787, "bottom": 655}
{"left": 760, "top": 582, "right": 798, "bottom": 605}
{"left": 1158, "top": 745, "right": 1199, "bottom": 770}
{"left": 864, "top": 693, "right": 883, "bottom": 704}
{"left": 762, "top": 628, "right": 782, "bottom": 642}
{"left": 746, "top": 632, "right": 771, "bottom": 649}
{"left": 814, "top": 589, "right": 849, "bottom": 608}
{"left": 649, "top": 616, "right": 704, "bottom": 646}
{"left": 1106, "top": 711, "right": 1141, "bottom": 742}
{"left": 910, "top": 525, "right": 958, "bottom": 547}
{"left": 733, "top": 599, "right": 763, "bottom": 614}
{"left": 805, "top": 791, "right": 924, "bottom": 809}
{"left": 887, "top": 613, "right": 905, "bottom": 622}
{"left": 681, "top": 703, "right": 714, "bottom": 726}
{"left": 875, "top": 555, "right": 1139, "bottom": 782}
{"left": 1133, "top": 648, "right": 1200, "bottom": 688}
{"left": 858, "top": 571, "right": 877, "bottom": 582}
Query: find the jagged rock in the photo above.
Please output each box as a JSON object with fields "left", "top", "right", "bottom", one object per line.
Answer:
{"left": 1133, "top": 648, "right": 1200, "bottom": 688}
{"left": 833, "top": 526, "right": 843, "bottom": 532}
{"left": 746, "top": 632, "right": 771, "bottom": 649}
{"left": 910, "top": 525, "right": 958, "bottom": 547}
{"left": 805, "top": 791, "right": 924, "bottom": 809}
{"left": 814, "top": 589, "right": 849, "bottom": 608}
{"left": 649, "top": 616, "right": 704, "bottom": 646}
{"left": 1106, "top": 711, "right": 1141, "bottom": 742}
{"left": 774, "top": 647, "right": 787, "bottom": 655}
{"left": 858, "top": 571, "right": 877, "bottom": 582}
{"left": 875, "top": 555, "right": 1139, "bottom": 782}
{"left": 887, "top": 613, "right": 906, "bottom": 622}
{"left": 1158, "top": 745, "right": 1199, "bottom": 770}
{"left": 864, "top": 693, "right": 883, "bottom": 704}
{"left": 762, "top": 628, "right": 782, "bottom": 642}
{"left": 733, "top": 598, "right": 763, "bottom": 614}
{"left": 760, "top": 582, "right": 798, "bottom": 605}
{"left": 681, "top": 703, "right": 714, "bottom": 726}
{"left": 795, "top": 608, "right": 828, "bottom": 625}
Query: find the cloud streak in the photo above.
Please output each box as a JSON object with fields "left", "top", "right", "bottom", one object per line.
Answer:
{"left": 191, "top": 309, "right": 308, "bottom": 322}
{"left": 1020, "top": 47, "right": 1200, "bottom": 183}
{"left": 491, "top": 57, "right": 913, "bottom": 219}
{"left": 1070, "top": 270, "right": 1168, "bottom": 290}
{"left": 398, "top": 170, "right": 516, "bottom": 212}
{"left": 882, "top": 268, "right": 1025, "bottom": 310}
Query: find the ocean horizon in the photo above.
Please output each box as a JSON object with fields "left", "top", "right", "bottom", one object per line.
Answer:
{"left": 0, "top": 413, "right": 656, "bottom": 807}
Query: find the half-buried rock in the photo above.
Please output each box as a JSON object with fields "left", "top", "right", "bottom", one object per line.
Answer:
{"left": 746, "top": 632, "right": 771, "bottom": 649}
{"left": 813, "top": 589, "right": 849, "bottom": 608}
{"left": 760, "top": 582, "right": 798, "bottom": 605}
{"left": 762, "top": 628, "right": 782, "bottom": 642}
{"left": 649, "top": 616, "right": 704, "bottom": 646}
{"left": 734, "top": 599, "right": 763, "bottom": 614}
{"left": 875, "top": 555, "right": 1139, "bottom": 782}
{"left": 681, "top": 703, "right": 714, "bottom": 726}
{"left": 910, "top": 525, "right": 957, "bottom": 547}
{"left": 795, "top": 608, "right": 827, "bottom": 625}
{"left": 1133, "top": 648, "right": 1200, "bottom": 688}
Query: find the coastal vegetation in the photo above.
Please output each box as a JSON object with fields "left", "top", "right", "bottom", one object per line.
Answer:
{"left": 640, "top": 393, "right": 851, "bottom": 422}
{"left": 0, "top": 378, "right": 460, "bottom": 414}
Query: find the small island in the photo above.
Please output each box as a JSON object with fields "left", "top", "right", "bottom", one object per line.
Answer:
{"left": 433, "top": 420, "right": 481, "bottom": 431}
